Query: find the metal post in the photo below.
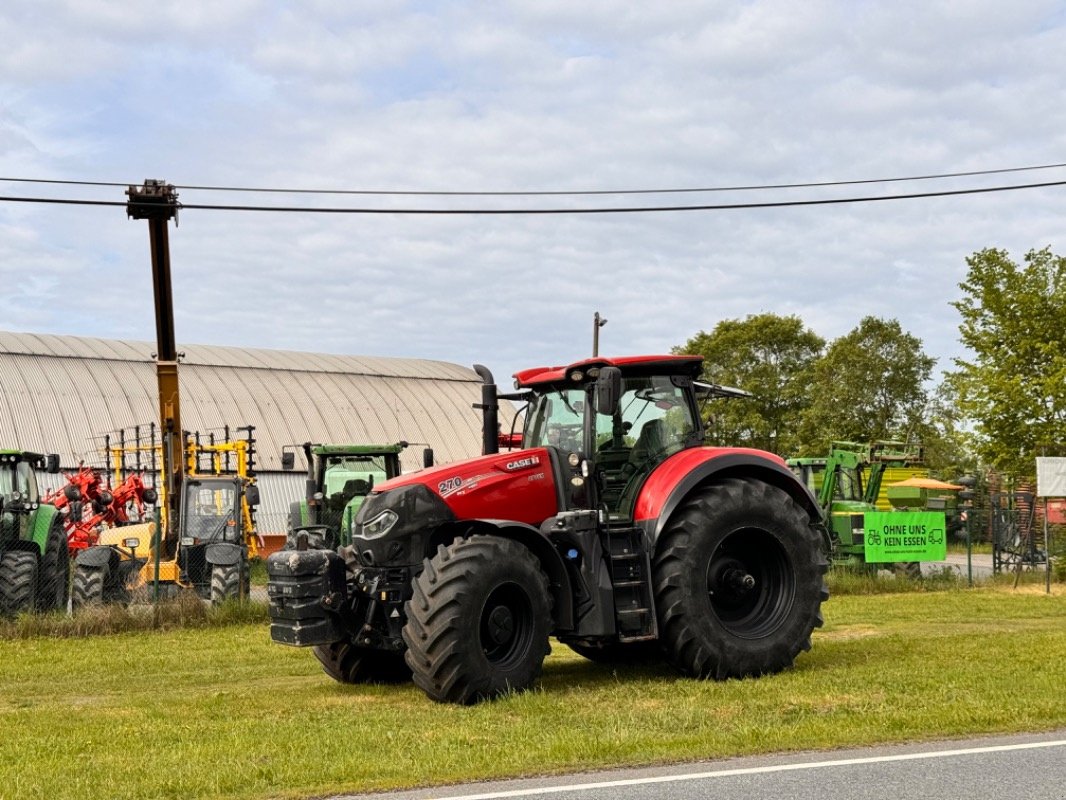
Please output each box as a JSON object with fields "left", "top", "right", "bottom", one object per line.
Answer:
{"left": 592, "top": 311, "right": 607, "bottom": 357}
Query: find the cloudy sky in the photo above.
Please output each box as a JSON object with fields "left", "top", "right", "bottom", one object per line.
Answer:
{"left": 2, "top": 1, "right": 1064, "bottom": 387}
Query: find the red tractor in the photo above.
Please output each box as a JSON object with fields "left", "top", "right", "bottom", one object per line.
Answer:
{"left": 268, "top": 355, "right": 829, "bottom": 704}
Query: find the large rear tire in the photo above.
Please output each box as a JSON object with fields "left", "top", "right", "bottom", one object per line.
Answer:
{"left": 653, "top": 477, "right": 828, "bottom": 680}
{"left": 313, "top": 641, "right": 411, "bottom": 684}
{"left": 38, "top": 517, "right": 70, "bottom": 612}
{"left": 404, "top": 536, "right": 552, "bottom": 704}
{"left": 0, "top": 551, "right": 39, "bottom": 615}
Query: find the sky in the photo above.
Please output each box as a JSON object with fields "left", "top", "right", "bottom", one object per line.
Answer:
{"left": 2, "top": 1, "right": 1065, "bottom": 388}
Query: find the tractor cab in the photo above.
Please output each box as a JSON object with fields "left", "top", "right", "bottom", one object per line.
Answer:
{"left": 516, "top": 358, "right": 704, "bottom": 518}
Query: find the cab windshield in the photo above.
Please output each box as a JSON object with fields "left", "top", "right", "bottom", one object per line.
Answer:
{"left": 523, "top": 375, "right": 697, "bottom": 464}
{"left": 322, "top": 455, "right": 390, "bottom": 497}
{"left": 182, "top": 480, "right": 240, "bottom": 543}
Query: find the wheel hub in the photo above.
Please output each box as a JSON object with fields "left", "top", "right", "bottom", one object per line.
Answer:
{"left": 708, "top": 556, "right": 757, "bottom": 601}
{"left": 486, "top": 605, "right": 515, "bottom": 645}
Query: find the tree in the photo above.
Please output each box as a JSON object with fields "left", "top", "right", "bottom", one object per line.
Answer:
{"left": 798, "top": 316, "right": 935, "bottom": 453}
{"left": 948, "top": 247, "right": 1066, "bottom": 477}
{"left": 676, "top": 314, "right": 824, "bottom": 455}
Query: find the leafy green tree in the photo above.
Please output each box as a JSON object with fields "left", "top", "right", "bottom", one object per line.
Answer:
{"left": 676, "top": 314, "right": 824, "bottom": 455}
{"left": 948, "top": 246, "right": 1066, "bottom": 477}
{"left": 798, "top": 316, "right": 935, "bottom": 453}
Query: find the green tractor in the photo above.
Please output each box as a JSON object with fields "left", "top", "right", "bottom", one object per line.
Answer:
{"left": 0, "top": 450, "right": 68, "bottom": 614}
{"left": 281, "top": 443, "right": 433, "bottom": 550}
{"left": 788, "top": 441, "right": 925, "bottom": 573}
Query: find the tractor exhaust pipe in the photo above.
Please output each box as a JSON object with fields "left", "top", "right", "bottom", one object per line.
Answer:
{"left": 473, "top": 364, "right": 499, "bottom": 456}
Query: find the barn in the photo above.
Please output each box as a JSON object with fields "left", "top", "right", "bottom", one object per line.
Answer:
{"left": 0, "top": 330, "right": 509, "bottom": 537}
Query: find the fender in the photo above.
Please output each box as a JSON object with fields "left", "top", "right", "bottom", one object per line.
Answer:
{"left": 634, "top": 447, "right": 824, "bottom": 544}
{"left": 205, "top": 542, "right": 245, "bottom": 567}
{"left": 28, "top": 504, "right": 61, "bottom": 555}
{"left": 75, "top": 545, "right": 116, "bottom": 569}
{"left": 448, "top": 519, "right": 574, "bottom": 632}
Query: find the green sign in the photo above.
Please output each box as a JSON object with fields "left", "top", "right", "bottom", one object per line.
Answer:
{"left": 863, "top": 512, "right": 947, "bottom": 563}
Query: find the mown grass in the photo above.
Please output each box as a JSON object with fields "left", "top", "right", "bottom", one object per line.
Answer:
{"left": 1, "top": 586, "right": 1064, "bottom": 800}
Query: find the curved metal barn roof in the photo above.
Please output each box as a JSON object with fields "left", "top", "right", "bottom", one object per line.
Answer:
{"left": 0, "top": 330, "right": 503, "bottom": 473}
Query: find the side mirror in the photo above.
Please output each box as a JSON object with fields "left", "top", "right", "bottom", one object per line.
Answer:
{"left": 46, "top": 454, "right": 60, "bottom": 474}
{"left": 245, "top": 484, "right": 260, "bottom": 507}
{"left": 423, "top": 448, "right": 434, "bottom": 469}
{"left": 594, "top": 367, "right": 622, "bottom": 415}
{"left": 281, "top": 451, "right": 295, "bottom": 471}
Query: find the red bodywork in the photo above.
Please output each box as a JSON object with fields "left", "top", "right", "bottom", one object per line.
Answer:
{"left": 375, "top": 448, "right": 559, "bottom": 526}
{"left": 633, "top": 447, "right": 788, "bottom": 523}
{"left": 44, "top": 468, "right": 156, "bottom": 554}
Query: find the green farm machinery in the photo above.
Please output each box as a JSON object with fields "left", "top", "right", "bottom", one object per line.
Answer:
{"left": 0, "top": 450, "right": 68, "bottom": 614}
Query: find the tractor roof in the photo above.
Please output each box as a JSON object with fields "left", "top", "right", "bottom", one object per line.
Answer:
{"left": 514, "top": 355, "right": 703, "bottom": 388}
{"left": 311, "top": 443, "right": 406, "bottom": 456}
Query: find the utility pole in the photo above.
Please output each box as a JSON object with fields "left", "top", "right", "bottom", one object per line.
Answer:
{"left": 126, "top": 180, "right": 182, "bottom": 558}
{"left": 592, "top": 311, "right": 607, "bottom": 356}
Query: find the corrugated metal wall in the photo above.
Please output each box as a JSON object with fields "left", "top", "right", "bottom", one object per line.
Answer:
{"left": 0, "top": 331, "right": 511, "bottom": 477}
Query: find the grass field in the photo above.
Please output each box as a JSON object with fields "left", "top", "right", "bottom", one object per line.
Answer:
{"left": 2, "top": 585, "right": 1064, "bottom": 800}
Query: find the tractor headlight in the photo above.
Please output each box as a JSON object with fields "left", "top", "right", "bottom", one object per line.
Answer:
{"left": 123, "top": 537, "right": 140, "bottom": 549}
{"left": 361, "top": 509, "right": 399, "bottom": 540}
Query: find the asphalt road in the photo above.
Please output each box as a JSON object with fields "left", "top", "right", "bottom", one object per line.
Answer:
{"left": 338, "top": 729, "right": 1066, "bottom": 800}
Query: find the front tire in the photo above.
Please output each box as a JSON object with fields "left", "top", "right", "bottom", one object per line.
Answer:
{"left": 313, "top": 641, "right": 411, "bottom": 684}
{"left": 209, "top": 561, "right": 249, "bottom": 604}
{"left": 653, "top": 478, "right": 828, "bottom": 680}
{"left": 0, "top": 551, "right": 39, "bottom": 615}
{"left": 71, "top": 563, "right": 107, "bottom": 608}
{"left": 403, "top": 536, "right": 552, "bottom": 704}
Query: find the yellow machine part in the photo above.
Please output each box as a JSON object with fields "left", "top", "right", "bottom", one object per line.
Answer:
{"left": 96, "top": 521, "right": 156, "bottom": 560}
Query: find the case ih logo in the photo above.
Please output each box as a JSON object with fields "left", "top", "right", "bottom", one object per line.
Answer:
{"left": 505, "top": 455, "right": 540, "bottom": 471}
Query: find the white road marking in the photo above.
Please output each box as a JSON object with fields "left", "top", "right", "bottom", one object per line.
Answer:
{"left": 423, "top": 739, "right": 1066, "bottom": 800}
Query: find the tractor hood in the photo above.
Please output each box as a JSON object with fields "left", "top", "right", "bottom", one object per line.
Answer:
{"left": 368, "top": 447, "right": 558, "bottom": 527}
{"left": 351, "top": 447, "right": 560, "bottom": 567}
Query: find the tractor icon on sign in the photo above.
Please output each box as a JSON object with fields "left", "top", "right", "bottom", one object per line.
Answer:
{"left": 866, "top": 530, "right": 881, "bottom": 547}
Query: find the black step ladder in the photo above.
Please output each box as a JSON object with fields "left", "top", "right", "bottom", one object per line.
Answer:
{"left": 605, "top": 526, "right": 658, "bottom": 641}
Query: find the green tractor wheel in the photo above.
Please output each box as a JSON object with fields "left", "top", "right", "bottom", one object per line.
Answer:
{"left": 37, "top": 517, "right": 70, "bottom": 612}
{"left": 0, "top": 551, "right": 40, "bottom": 615}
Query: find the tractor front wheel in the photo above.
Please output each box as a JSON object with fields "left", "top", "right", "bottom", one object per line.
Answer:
{"left": 313, "top": 641, "right": 411, "bottom": 684}
{"left": 0, "top": 551, "right": 39, "bottom": 615}
{"left": 38, "top": 517, "right": 70, "bottom": 612}
{"left": 653, "top": 477, "right": 828, "bottom": 680}
{"left": 210, "top": 560, "right": 249, "bottom": 604}
{"left": 403, "top": 536, "right": 551, "bottom": 704}
{"left": 71, "top": 563, "right": 107, "bottom": 608}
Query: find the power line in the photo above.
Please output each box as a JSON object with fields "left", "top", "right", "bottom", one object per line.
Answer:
{"left": 0, "top": 179, "right": 1063, "bottom": 215}
{"left": 0, "top": 161, "right": 1065, "bottom": 197}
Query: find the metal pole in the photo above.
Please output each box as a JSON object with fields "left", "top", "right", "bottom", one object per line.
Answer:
{"left": 592, "top": 311, "right": 607, "bottom": 356}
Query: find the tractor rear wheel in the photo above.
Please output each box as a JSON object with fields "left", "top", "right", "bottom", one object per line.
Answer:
{"left": 653, "top": 477, "right": 828, "bottom": 680}
{"left": 38, "top": 517, "right": 70, "bottom": 612}
{"left": 313, "top": 641, "right": 411, "bottom": 684}
{"left": 71, "top": 563, "right": 107, "bottom": 608}
{"left": 403, "top": 536, "right": 551, "bottom": 704}
{"left": 0, "top": 551, "right": 39, "bottom": 615}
